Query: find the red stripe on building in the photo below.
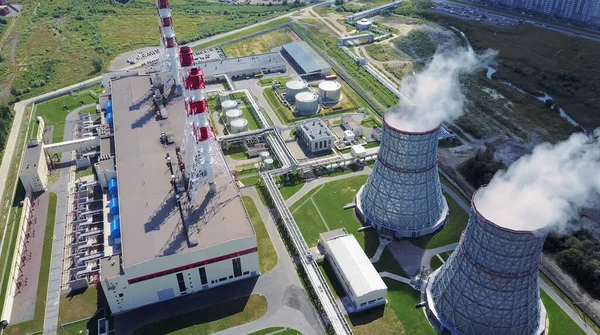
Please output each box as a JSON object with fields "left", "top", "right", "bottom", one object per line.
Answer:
{"left": 127, "top": 247, "right": 258, "bottom": 284}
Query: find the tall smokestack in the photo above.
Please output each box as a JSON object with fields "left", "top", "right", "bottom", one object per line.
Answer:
{"left": 425, "top": 189, "right": 547, "bottom": 335}
{"left": 182, "top": 66, "right": 216, "bottom": 195}
{"left": 156, "top": 0, "right": 183, "bottom": 95}
{"left": 355, "top": 110, "right": 448, "bottom": 238}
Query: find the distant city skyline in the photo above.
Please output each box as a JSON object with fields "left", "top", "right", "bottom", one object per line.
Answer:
{"left": 471, "top": 0, "right": 600, "bottom": 22}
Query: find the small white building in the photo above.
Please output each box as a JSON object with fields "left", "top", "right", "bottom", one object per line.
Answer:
{"left": 344, "top": 130, "right": 355, "bottom": 141}
{"left": 320, "top": 230, "right": 387, "bottom": 312}
{"left": 341, "top": 116, "right": 363, "bottom": 137}
{"left": 351, "top": 145, "right": 367, "bottom": 159}
{"left": 297, "top": 119, "right": 336, "bottom": 153}
{"left": 19, "top": 143, "right": 48, "bottom": 193}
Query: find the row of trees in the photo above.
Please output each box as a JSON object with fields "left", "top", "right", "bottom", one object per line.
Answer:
{"left": 545, "top": 230, "right": 600, "bottom": 298}
{"left": 459, "top": 146, "right": 505, "bottom": 188}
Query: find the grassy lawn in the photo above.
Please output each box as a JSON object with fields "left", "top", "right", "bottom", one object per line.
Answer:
{"left": 0, "top": 205, "right": 22, "bottom": 317}
{"left": 193, "top": 17, "right": 291, "bottom": 51}
{"left": 263, "top": 88, "right": 293, "bottom": 125}
{"left": 241, "top": 196, "right": 278, "bottom": 273}
{"left": 239, "top": 174, "right": 260, "bottom": 187}
{"left": 541, "top": 290, "right": 586, "bottom": 335}
{"left": 31, "top": 91, "right": 98, "bottom": 143}
{"left": 291, "top": 175, "right": 372, "bottom": 250}
{"left": 258, "top": 76, "right": 292, "bottom": 87}
{"left": 383, "top": 280, "right": 436, "bottom": 335}
{"left": 240, "top": 107, "right": 261, "bottom": 131}
{"left": 75, "top": 166, "right": 94, "bottom": 180}
{"left": 394, "top": 29, "right": 436, "bottom": 59}
{"left": 430, "top": 256, "right": 443, "bottom": 271}
{"left": 410, "top": 192, "right": 469, "bottom": 250}
{"left": 58, "top": 286, "right": 99, "bottom": 324}
{"left": 222, "top": 29, "right": 295, "bottom": 58}
{"left": 132, "top": 295, "right": 268, "bottom": 335}
{"left": 539, "top": 273, "right": 600, "bottom": 334}
{"left": 6, "top": 192, "right": 57, "bottom": 335}
{"left": 278, "top": 180, "right": 305, "bottom": 200}
{"left": 78, "top": 105, "right": 98, "bottom": 115}
{"left": 58, "top": 311, "right": 108, "bottom": 335}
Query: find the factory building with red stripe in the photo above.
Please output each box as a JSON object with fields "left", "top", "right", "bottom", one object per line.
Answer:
{"left": 96, "top": 0, "right": 259, "bottom": 314}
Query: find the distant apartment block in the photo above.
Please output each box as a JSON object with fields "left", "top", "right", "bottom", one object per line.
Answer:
{"left": 472, "top": 0, "right": 600, "bottom": 23}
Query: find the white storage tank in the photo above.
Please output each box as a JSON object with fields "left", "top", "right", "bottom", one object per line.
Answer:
{"left": 285, "top": 79, "right": 309, "bottom": 101}
{"left": 230, "top": 118, "right": 249, "bottom": 134}
{"left": 263, "top": 158, "right": 274, "bottom": 169}
{"left": 221, "top": 100, "right": 237, "bottom": 111}
{"left": 295, "top": 91, "right": 319, "bottom": 115}
{"left": 219, "top": 91, "right": 231, "bottom": 103}
{"left": 357, "top": 18, "right": 372, "bottom": 31}
{"left": 318, "top": 80, "right": 342, "bottom": 103}
{"left": 259, "top": 151, "right": 271, "bottom": 161}
{"left": 225, "top": 109, "right": 243, "bottom": 124}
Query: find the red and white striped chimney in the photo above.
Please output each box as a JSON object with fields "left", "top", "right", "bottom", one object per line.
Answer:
{"left": 156, "top": 0, "right": 183, "bottom": 94}
{"left": 184, "top": 66, "right": 215, "bottom": 188}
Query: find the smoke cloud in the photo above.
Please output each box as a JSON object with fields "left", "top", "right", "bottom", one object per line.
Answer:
{"left": 475, "top": 131, "right": 600, "bottom": 232}
{"left": 386, "top": 48, "right": 496, "bottom": 132}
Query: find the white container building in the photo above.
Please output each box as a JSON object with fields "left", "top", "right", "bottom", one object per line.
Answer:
{"left": 320, "top": 230, "right": 387, "bottom": 312}
{"left": 230, "top": 118, "right": 249, "bottom": 134}
{"left": 356, "top": 18, "right": 373, "bottom": 31}
{"left": 221, "top": 100, "right": 237, "bottom": 111}
{"left": 319, "top": 80, "right": 342, "bottom": 103}
{"left": 351, "top": 145, "right": 367, "bottom": 159}
{"left": 285, "top": 79, "right": 309, "bottom": 101}
{"left": 295, "top": 91, "right": 319, "bottom": 115}
{"left": 225, "top": 109, "right": 243, "bottom": 125}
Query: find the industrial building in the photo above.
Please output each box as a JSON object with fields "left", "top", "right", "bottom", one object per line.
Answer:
{"left": 281, "top": 41, "right": 332, "bottom": 79}
{"left": 97, "top": 69, "right": 259, "bottom": 314}
{"left": 341, "top": 116, "right": 363, "bottom": 137}
{"left": 192, "top": 52, "right": 286, "bottom": 82}
{"left": 296, "top": 119, "right": 335, "bottom": 153}
{"left": 355, "top": 112, "right": 449, "bottom": 238}
{"left": 472, "top": 0, "right": 599, "bottom": 22}
{"left": 320, "top": 229, "right": 387, "bottom": 312}
{"left": 425, "top": 188, "right": 548, "bottom": 335}
{"left": 344, "top": 1, "right": 403, "bottom": 22}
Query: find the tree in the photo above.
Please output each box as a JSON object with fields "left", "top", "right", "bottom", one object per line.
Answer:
{"left": 557, "top": 248, "right": 584, "bottom": 274}
{"left": 460, "top": 145, "right": 505, "bottom": 188}
{"left": 335, "top": 0, "right": 344, "bottom": 5}
{"left": 92, "top": 57, "right": 103, "bottom": 73}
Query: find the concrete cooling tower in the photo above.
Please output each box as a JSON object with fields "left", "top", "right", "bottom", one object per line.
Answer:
{"left": 355, "top": 113, "right": 448, "bottom": 238}
{"left": 425, "top": 188, "right": 548, "bottom": 335}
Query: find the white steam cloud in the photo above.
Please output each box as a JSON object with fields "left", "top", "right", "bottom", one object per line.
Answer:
{"left": 386, "top": 48, "right": 496, "bottom": 132}
{"left": 475, "top": 131, "right": 600, "bottom": 232}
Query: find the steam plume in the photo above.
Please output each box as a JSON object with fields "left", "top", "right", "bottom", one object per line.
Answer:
{"left": 475, "top": 131, "right": 600, "bottom": 232}
{"left": 387, "top": 48, "right": 496, "bottom": 132}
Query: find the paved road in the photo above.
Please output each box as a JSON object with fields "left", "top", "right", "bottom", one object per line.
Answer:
{"left": 114, "top": 187, "right": 322, "bottom": 335}
{"left": 43, "top": 107, "right": 81, "bottom": 334}
{"left": 285, "top": 167, "right": 372, "bottom": 206}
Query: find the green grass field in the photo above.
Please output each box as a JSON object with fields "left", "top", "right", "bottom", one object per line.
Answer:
{"left": 258, "top": 76, "right": 292, "bottom": 87}
{"left": 0, "top": 205, "right": 22, "bottom": 318}
{"left": 541, "top": 290, "right": 586, "bottom": 335}
{"left": 75, "top": 166, "right": 94, "bottom": 180}
{"left": 58, "top": 286, "right": 99, "bottom": 325}
{"left": 394, "top": 29, "right": 436, "bottom": 59}
{"left": 6, "top": 192, "right": 57, "bottom": 335}
{"left": 242, "top": 196, "right": 278, "bottom": 273}
{"left": 240, "top": 107, "right": 261, "bottom": 131}
{"left": 222, "top": 29, "right": 295, "bottom": 58}
{"left": 7, "top": 1, "right": 293, "bottom": 101}
{"left": 278, "top": 180, "right": 306, "bottom": 200}
{"left": 31, "top": 91, "right": 98, "bottom": 143}
{"left": 132, "top": 294, "right": 268, "bottom": 335}
{"left": 410, "top": 193, "right": 469, "bottom": 249}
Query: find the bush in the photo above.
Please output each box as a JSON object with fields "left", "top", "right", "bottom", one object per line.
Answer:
{"left": 91, "top": 57, "right": 103, "bottom": 73}
{"left": 460, "top": 145, "right": 505, "bottom": 188}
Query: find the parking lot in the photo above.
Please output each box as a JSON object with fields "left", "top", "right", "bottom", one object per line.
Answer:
{"left": 432, "top": 4, "right": 524, "bottom": 28}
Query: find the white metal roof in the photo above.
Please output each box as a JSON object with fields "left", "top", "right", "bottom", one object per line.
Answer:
{"left": 326, "top": 234, "right": 387, "bottom": 298}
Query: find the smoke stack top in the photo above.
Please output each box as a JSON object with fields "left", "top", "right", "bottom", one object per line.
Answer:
{"left": 475, "top": 131, "right": 600, "bottom": 232}
{"left": 386, "top": 48, "right": 496, "bottom": 132}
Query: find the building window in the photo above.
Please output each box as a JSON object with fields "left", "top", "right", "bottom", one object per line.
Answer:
{"left": 219, "top": 277, "right": 227, "bottom": 282}
{"left": 368, "top": 299, "right": 376, "bottom": 304}
{"left": 232, "top": 257, "right": 242, "bottom": 277}
{"left": 118, "top": 293, "right": 123, "bottom": 297}
{"left": 360, "top": 302, "right": 366, "bottom": 306}
{"left": 176, "top": 273, "right": 187, "bottom": 293}
{"left": 199, "top": 267, "right": 208, "bottom": 285}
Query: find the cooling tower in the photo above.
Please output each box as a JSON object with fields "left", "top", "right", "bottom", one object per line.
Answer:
{"left": 425, "top": 188, "right": 548, "bottom": 335}
{"left": 355, "top": 113, "right": 448, "bottom": 238}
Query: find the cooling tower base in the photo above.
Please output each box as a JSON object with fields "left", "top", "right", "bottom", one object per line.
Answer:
{"left": 424, "top": 268, "right": 548, "bottom": 335}
{"left": 355, "top": 186, "right": 449, "bottom": 239}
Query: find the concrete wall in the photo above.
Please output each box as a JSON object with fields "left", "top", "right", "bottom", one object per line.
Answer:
{"left": 0, "top": 197, "right": 31, "bottom": 322}
{"left": 100, "top": 236, "right": 259, "bottom": 314}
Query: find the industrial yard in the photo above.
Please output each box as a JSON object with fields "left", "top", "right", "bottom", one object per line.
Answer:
{"left": 0, "top": 0, "right": 598, "bottom": 335}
